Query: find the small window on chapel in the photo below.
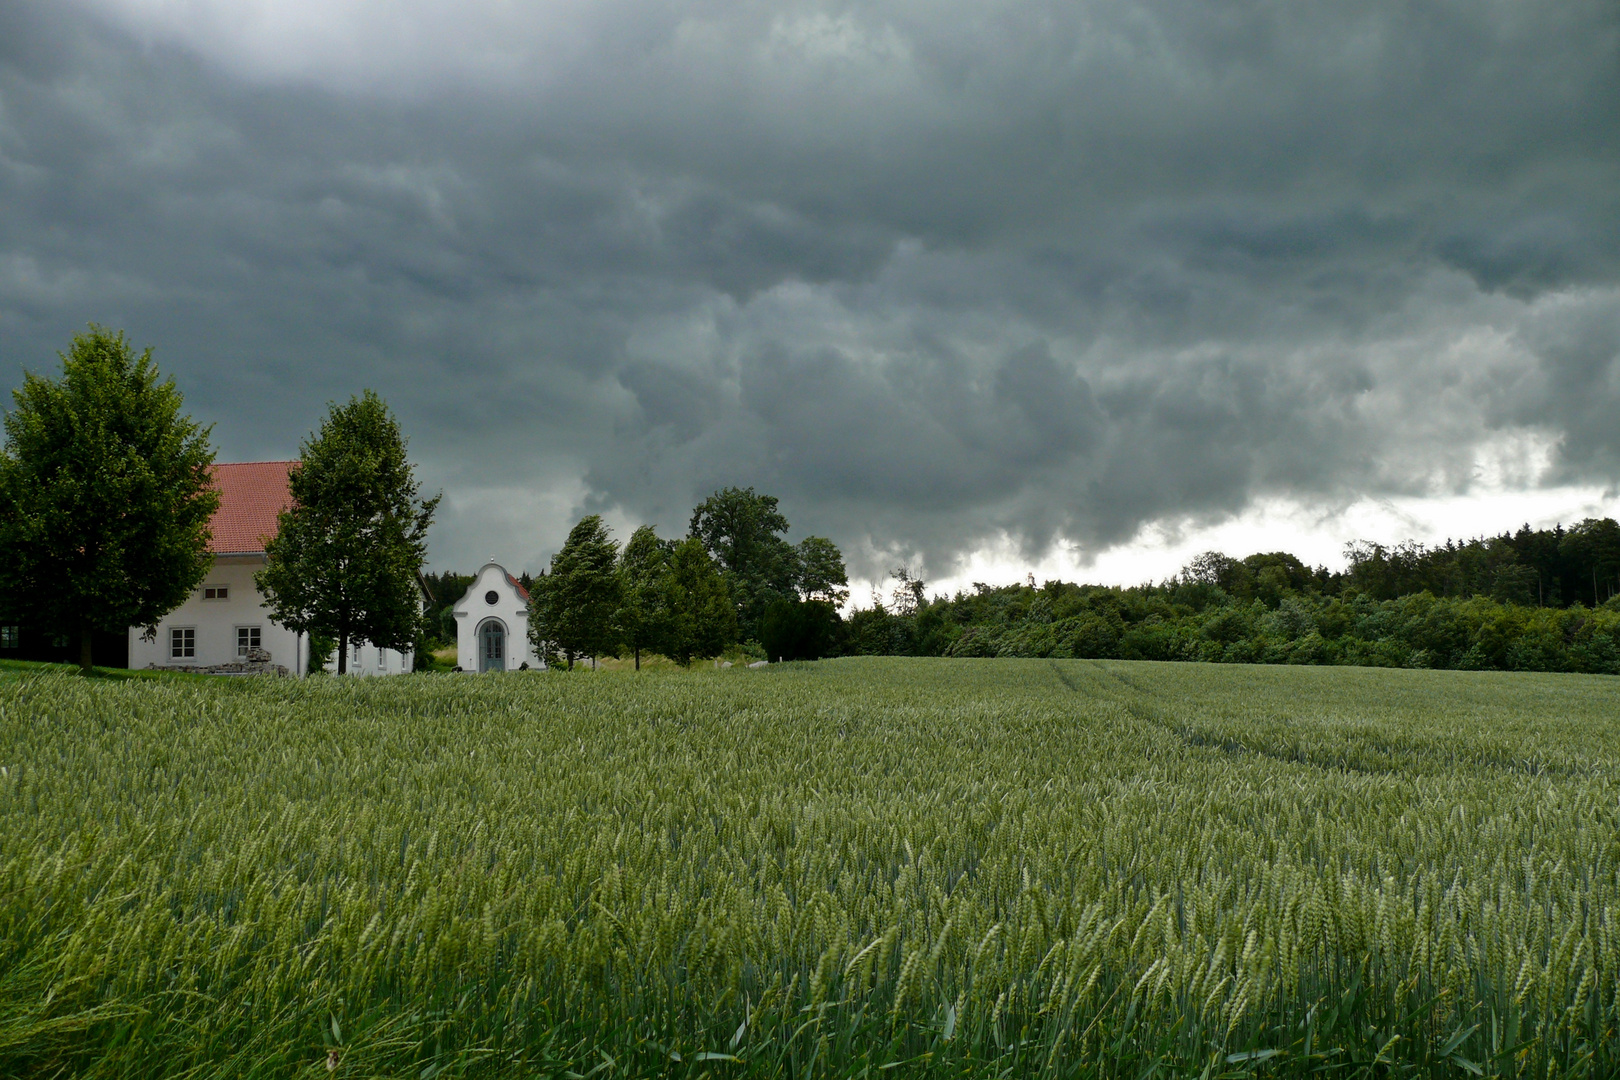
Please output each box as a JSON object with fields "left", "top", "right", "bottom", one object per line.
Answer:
{"left": 203, "top": 586, "right": 229, "bottom": 600}
{"left": 485, "top": 590, "right": 499, "bottom": 605}
{"left": 236, "top": 626, "right": 261, "bottom": 657}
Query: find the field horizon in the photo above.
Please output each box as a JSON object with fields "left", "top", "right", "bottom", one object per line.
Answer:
{"left": 3, "top": 658, "right": 1616, "bottom": 1077}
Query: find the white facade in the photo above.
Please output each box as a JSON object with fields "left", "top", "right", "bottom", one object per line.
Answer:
{"left": 128, "top": 555, "right": 416, "bottom": 677}
{"left": 126, "top": 459, "right": 415, "bottom": 677}
{"left": 129, "top": 555, "right": 309, "bottom": 673}
{"left": 454, "top": 562, "right": 541, "bottom": 672}
{"left": 322, "top": 636, "right": 415, "bottom": 677}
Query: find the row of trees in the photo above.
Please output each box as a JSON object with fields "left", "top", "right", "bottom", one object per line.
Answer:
{"left": 532, "top": 518, "right": 732, "bottom": 668}
{"left": 835, "top": 530, "right": 1620, "bottom": 674}
{"left": 1180, "top": 524, "right": 1620, "bottom": 610}
{"left": 429, "top": 517, "right": 1620, "bottom": 675}
{"left": 12, "top": 327, "right": 1612, "bottom": 677}
{"left": 0, "top": 327, "right": 438, "bottom": 673}
{"left": 0, "top": 328, "right": 842, "bottom": 675}
{"left": 525, "top": 490, "right": 850, "bottom": 667}
{"left": 1337, "top": 523, "right": 1620, "bottom": 607}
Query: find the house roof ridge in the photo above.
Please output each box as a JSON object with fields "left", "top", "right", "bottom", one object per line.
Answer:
{"left": 207, "top": 461, "right": 295, "bottom": 555}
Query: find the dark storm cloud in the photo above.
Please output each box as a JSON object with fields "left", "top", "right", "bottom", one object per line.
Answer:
{"left": 2, "top": 0, "right": 1618, "bottom": 576}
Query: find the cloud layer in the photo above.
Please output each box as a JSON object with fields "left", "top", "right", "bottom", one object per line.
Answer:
{"left": 3, "top": 0, "right": 1618, "bottom": 577}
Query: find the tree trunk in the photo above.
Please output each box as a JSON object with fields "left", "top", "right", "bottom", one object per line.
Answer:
{"left": 78, "top": 622, "right": 94, "bottom": 675}
{"left": 338, "top": 630, "right": 348, "bottom": 674}
{"left": 566, "top": 650, "right": 574, "bottom": 671}
{"left": 634, "top": 647, "right": 640, "bottom": 671}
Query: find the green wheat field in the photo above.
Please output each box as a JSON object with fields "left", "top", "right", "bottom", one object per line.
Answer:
{"left": 2, "top": 659, "right": 1617, "bottom": 1078}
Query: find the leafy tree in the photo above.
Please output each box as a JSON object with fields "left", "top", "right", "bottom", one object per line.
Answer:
{"left": 257, "top": 391, "right": 438, "bottom": 674}
{"left": 689, "top": 487, "right": 796, "bottom": 636}
{"left": 760, "top": 598, "right": 844, "bottom": 661}
{"left": 616, "top": 525, "right": 673, "bottom": 670}
{"left": 845, "top": 603, "right": 915, "bottom": 656}
{"left": 1206, "top": 554, "right": 1256, "bottom": 601}
{"left": 1183, "top": 551, "right": 1237, "bottom": 588}
{"left": 306, "top": 633, "right": 336, "bottom": 675}
{"left": 794, "top": 536, "right": 849, "bottom": 607}
{"left": 0, "top": 326, "right": 218, "bottom": 672}
{"left": 530, "top": 514, "right": 621, "bottom": 669}
{"left": 660, "top": 538, "right": 736, "bottom": 666}
{"left": 890, "top": 566, "right": 926, "bottom": 617}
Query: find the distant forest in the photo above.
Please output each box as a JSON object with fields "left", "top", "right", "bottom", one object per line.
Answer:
{"left": 847, "top": 518, "right": 1620, "bottom": 674}
{"left": 425, "top": 517, "right": 1620, "bottom": 675}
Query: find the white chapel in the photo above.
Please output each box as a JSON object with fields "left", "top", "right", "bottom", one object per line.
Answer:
{"left": 453, "top": 562, "right": 543, "bottom": 672}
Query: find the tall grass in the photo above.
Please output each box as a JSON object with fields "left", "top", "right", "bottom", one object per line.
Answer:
{"left": 1, "top": 659, "right": 1616, "bottom": 1077}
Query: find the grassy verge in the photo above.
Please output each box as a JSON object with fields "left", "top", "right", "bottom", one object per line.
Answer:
{"left": 0, "top": 658, "right": 212, "bottom": 681}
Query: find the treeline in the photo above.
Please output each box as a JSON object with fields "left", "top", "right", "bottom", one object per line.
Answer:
{"left": 424, "top": 509, "right": 1620, "bottom": 674}
{"left": 847, "top": 519, "right": 1620, "bottom": 675}
{"left": 423, "top": 488, "right": 850, "bottom": 667}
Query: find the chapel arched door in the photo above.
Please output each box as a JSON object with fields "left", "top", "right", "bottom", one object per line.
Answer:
{"left": 478, "top": 620, "right": 505, "bottom": 673}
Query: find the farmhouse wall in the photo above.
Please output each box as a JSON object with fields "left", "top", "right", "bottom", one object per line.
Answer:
{"left": 129, "top": 556, "right": 306, "bottom": 673}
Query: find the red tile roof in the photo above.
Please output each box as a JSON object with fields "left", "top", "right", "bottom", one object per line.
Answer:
{"left": 208, "top": 461, "right": 295, "bottom": 554}
{"left": 506, "top": 572, "right": 530, "bottom": 601}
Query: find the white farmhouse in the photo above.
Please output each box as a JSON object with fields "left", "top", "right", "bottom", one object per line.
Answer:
{"left": 454, "top": 562, "right": 542, "bottom": 672}
{"left": 128, "top": 461, "right": 415, "bottom": 676}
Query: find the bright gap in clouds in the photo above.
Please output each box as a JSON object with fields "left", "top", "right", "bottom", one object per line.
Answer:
{"left": 74, "top": 0, "right": 587, "bottom": 92}
{"left": 850, "top": 430, "right": 1620, "bottom": 604}
{"left": 864, "top": 483, "right": 1620, "bottom": 608}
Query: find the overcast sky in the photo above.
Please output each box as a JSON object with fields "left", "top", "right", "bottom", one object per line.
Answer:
{"left": 3, "top": 0, "right": 1617, "bottom": 595}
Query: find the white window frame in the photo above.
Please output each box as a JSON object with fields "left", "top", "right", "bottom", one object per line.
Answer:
{"left": 170, "top": 626, "right": 196, "bottom": 659}
{"left": 235, "top": 625, "right": 262, "bottom": 657}
{"left": 203, "top": 585, "right": 229, "bottom": 600}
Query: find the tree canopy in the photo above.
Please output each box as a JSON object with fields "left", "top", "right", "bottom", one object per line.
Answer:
{"left": 760, "top": 597, "right": 843, "bottom": 662}
{"left": 530, "top": 514, "right": 621, "bottom": 669}
{"left": 659, "top": 537, "right": 737, "bottom": 667}
{"left": 795, "top": 536, "right": 850, "bottom": 607}
{"left": 421, "top": 570, "right": 474, "bottom": 646}
{"left": 834, "top": 518, "right": 1620, "bottom": 674}
{"left": 256, "top": 391, "right": 437, "bottom": 673}
{"left": 689, "top": 487, "right": 797, "bottom": 637}
{"left": 614, "top": 525, "right": 673, "bottom": 670}
{"left": 511, "top": 490, "right": 842, "bottom": 669}
{"left": 0, "top": 326, "right": 218, "bottom": 672}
